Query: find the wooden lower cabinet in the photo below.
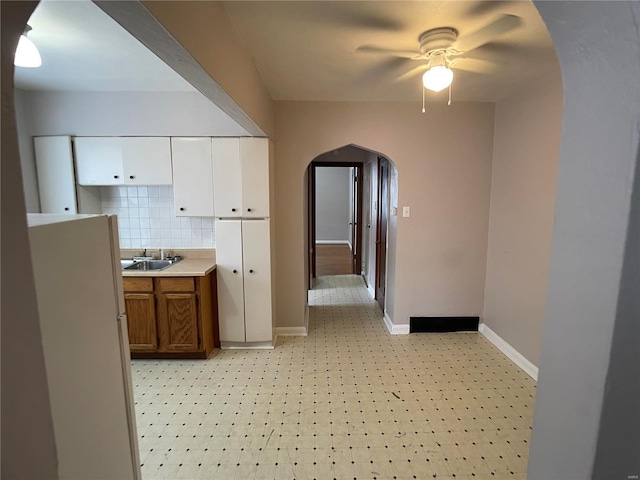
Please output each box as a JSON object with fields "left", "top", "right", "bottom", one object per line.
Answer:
{"left": 122, "top": 271, "right": 219, "bottom": 358}
{"left": 124, "top": 293, "right": 158, "bottom": 351}
{"left": 157, "top": 293, "right": 198, "bottom": 352}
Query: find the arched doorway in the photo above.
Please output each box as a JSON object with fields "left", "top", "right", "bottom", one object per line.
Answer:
{"left": 304, "top": 145, "right": 398, "bottom": 314}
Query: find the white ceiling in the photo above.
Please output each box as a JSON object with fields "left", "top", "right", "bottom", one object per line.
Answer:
{"left": 223, "top": 0, "right": 558, "bottom": 102}
{"left": 14, "top": 0, "right": 557, "bottom": 106}
{"left": 14, "top": 0, "right": 196, "bottom": 92}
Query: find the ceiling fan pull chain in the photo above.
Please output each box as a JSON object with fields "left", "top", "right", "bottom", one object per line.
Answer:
{"left": 422, "top": 85, "right": 426, "bottom": 113}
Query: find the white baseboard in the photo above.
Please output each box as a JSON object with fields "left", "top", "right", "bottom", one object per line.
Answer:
{"left": 367, "top": 283, "right": 375, "bottom": 299}
{"left": 276, "top": 326, "right": 308, "bottom": 336}
{"left": 478, "top": 324, "right": 538, "bottom": 380}
{"left": 220, "top": 341, "right": 275, "bottom": 350}
{"left": 315, "top": 240, "right": 349, "bottom": 245}
{"left": 383, "top": 311, "right": 410, "bottom": 335}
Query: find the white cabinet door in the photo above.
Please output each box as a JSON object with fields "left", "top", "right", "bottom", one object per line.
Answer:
{"left": 34, "top": 136, "right": 78, "bottom": 214}
{"left": 171, "top": 138, "right": 214, "bottom": 217}
{"left": 240, "top": 138, "right": 270, "bottom": 218}
{"left": 215, "top": 221, "right": 246, "bottom": 342}
{"left": 75, "top": 137, "right": 172, "bottom": 186}
{"left": 74, "top": 137, "right": 124, "bottom": 185}
{"left": 212, "top": 138, "right": 242, "bottom": 218}
{"left": 242, "top": 220, "right": 273, "bottom": 342}
{"left": 122, "top": 137, "right": 172, "bottom": 185}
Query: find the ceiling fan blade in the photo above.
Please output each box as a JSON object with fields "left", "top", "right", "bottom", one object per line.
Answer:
{"left": 299, "top": 3, "right": 404, "bottom": 32}
{"left": 355, "top": 57, "right": 412, "bottom": 85}
{"left": 357, "top": 45, "right": 420, "bottom": 59}
{"left": 464, "top": 1, "right": 518, "bottom": 17}
{"left": 453, "top": 14, "right": 522, "bottom": 53}
{"left": 450, "top": 57, "right": 499, "bottom": 75}
{"left": 393, "top": 65, "right": 428, "bottom": 83}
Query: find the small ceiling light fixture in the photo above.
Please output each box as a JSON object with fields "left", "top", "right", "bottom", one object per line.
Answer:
{"left": 421, "top": 51, "right": 453, "bottom": 92}
{"left": 420, "top": 51, "right": 454, "bottom": 112}
{"left": 422, "top": 65, "right": 453, "bottom": 92}
{"left": 14, "top": 25, "right": 42, "bottom": 68}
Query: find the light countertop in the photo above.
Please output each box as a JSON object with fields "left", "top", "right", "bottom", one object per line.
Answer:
{"left": 120, "top": 249, "right": 216, "bottom": 277}
{"left": 121, "top": 258, "right": 216, "bottom": 277}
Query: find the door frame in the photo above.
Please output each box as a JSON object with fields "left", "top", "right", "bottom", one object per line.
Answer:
{"left": 375, "top": 156, "right": 389, "bottom": 310}
{"left": 308, "top": 161, "right": 364, "bottom": 280}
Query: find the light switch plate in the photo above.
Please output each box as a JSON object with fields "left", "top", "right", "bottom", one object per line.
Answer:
{"left": 402, "top": 206, "right": 410, "bottom": 217}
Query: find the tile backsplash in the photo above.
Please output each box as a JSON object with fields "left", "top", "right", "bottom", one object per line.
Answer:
{"left": 100, "top": 186, "right": 215, "bottom": 249}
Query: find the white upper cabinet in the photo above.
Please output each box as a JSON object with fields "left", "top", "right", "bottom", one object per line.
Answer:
{"left": 34, "top": 136, "right": 78, "bottom": 214}
{"left": 74, "top": 137, "right": 172, "bottom": 186}
{"left": 171, "top": 137, "right": 214, "bottom": 217}
{"left": 74, "top": 137, "right": 123, "bottom": 185}
{"left": 212, "top": 137, "right": 270, "bottom": 218}
{"left": 240, "top": 138, "right": 270, "bottom": 218}
{"left": 212, "top": 138, "right": 242, "bottom": 217}
{"left": 122, "top": 137, "right": 172, "bottom": 185}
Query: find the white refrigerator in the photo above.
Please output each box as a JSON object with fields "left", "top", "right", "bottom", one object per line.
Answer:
{"left": 27, "top": 213, "right": 141, "bottom": 480}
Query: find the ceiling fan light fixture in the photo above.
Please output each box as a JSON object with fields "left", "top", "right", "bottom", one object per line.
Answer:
{"left": 422, "top": 65, "right": 453, "bottom": 92}
{"left": 14, "top": 25, "right": 42, "bottom": 68}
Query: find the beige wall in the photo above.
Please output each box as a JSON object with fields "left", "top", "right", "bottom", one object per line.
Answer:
{"left": 1, "top": 1, "right": 59, "bottom": 477}
{"left": 142, "top": 1, "right": 274, "bottom": 137}
{"left": 483, "top": 72, "right": 562, "bottom": 367}
{"left": 274, "top": 101, "right": 495, "bottom": 328}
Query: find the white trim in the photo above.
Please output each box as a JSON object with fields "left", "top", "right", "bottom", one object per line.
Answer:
{"left": 367, "top": 283, "right": 375, "bottom": 299}
{"left": 315, "top": 240, "right": 350, "bottom": 245}
{"left": 275, "top": 326, "right": 308, "bottom": 336}
{"left": 220, "top": 341, "right": 274, "bottom": 350}
{"left": 383, "top": 311, "right": 410, "bottom": 335}
{"left": 478, "top": 324, "right": 539, "bottom": 380}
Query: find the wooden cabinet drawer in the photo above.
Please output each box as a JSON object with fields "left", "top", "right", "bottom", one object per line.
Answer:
{"left": 155, "top": 277, "right": 195, "bottom": 293}
{"left": 123, "top": 277, "right": 153, "bottom": 292}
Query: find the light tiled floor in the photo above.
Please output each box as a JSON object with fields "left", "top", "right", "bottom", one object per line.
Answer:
{"left": 132, "top": 275, "right": 536, "bottom": 480}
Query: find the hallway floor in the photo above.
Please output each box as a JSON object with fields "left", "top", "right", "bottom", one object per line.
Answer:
{"left": 133, "top": 275, "right": 536, "bottom": 479}
{"left": 316, "top": 243, "right": 353, "bottom": 276}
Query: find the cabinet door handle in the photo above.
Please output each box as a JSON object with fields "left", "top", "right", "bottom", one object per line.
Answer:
{"left": 249, "top": 269, "right": 254, "bottom": 273}
{"left": 113, "top": 175, "right": 119, "bottom": 179}
{"left": 247, "top": 208, "right": 252, "bottom": 212}
{"left": 179, "top": 207, "right": 185, "bottom": 211}
{"left": 64, "top": 207, "right": 70, "bottom": 211}
{"left": 129, "top": 175, "right": 135, "bottom": 179}
{"left": 232, "top": 269, "right": 238, "bottom": 274}
{"left": 231, "top": 208, "right": 236, "bottom": 212}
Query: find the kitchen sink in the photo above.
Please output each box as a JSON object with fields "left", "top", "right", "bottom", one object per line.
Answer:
{"left": 123, "top": 257, "right": 182, "bottom": 272}
{"left": 120, "top": 259, "right": 136, "bottom": 269}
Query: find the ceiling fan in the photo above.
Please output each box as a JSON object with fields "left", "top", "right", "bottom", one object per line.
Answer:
{"left": 358, "top": 14, "right": 523, "bottom": 111}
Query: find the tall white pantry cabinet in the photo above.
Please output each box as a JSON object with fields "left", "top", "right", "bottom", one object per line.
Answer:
{"left": 213, "top": 138, "right": 275, "bottom": 346}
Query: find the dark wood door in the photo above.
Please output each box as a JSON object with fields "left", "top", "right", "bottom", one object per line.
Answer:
{"left": 350, "top": 165, "right": 363, "bottom": 275}
{"left": 309, "top": 161, "right": 363, "bottom": 279}
{"left": 375, "top": 157, "right": 389, "bottom": 310}
{"left": 308, "top": 165, "right": 316, "bottom": 285}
